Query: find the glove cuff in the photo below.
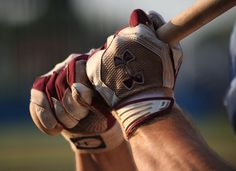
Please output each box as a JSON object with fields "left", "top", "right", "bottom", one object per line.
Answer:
{"left": 113, "top": 97, "right": 174, "bottom": 139}
{"left": 62, "top": 122, "right": 124, "bottom": 153}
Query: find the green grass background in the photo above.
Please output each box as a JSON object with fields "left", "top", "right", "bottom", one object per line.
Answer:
{"left": 1, "top": 113, "right": 236, "bottom": 171}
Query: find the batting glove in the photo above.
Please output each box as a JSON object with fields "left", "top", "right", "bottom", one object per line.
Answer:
{"left": 86, "top": 9, "right": 183, "bottom": 139}
{"left": 29, "top": 53, "right": 124, "bottom": 153}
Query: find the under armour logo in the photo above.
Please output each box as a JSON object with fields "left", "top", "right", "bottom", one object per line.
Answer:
{"left": 114, "top": 50, "right": 144, "bottom": 90}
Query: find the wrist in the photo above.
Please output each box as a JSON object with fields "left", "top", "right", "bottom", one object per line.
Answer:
{"left": 62, "top": 122, "right": 124, "bottom": 153}
{"left": 112, "top": 89, "right": 175, "bottom": 139}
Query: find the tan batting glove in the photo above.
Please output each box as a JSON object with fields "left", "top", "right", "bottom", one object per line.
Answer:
{"left": 29, "top": 53, "right": 124, "bottom": 153}
{"left": 86, "top": 9, "right": 183, "bottom": 139}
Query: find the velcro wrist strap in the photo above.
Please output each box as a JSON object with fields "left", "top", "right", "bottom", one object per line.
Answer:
{"left": 62, "top": 122, "right": 124, "bottom": 153}
{"left": 113, "top": 98, "right": 174, "bottom": 139}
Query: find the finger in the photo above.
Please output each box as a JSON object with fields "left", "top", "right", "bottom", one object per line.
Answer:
{"left": 55, "top": 66, "right": 89, "bottom": 122}
{"left": 51, "top": 96, "right": 79, "bottom": 128}
{"left": 30, "top": 54, "right": 87, "bottom": 133}
{"left": 67, "top": 56, "right": 94, "bottom": 112}
{"left": 147, "top": 11, "right": 166, "bottom": 30}
{"left": 67, "top": 55, "right": 91, "bottom": 88}
{"left": 29, "top": 102, "right": 62, "bottom": 135}
{"left": 129, "top": 9, "right": 151, "bottom": 28}
{"left": 46, "top": 71, "right": 79, "bottom": 128}
{"left": 31, "top": 77, "right": 62, "bottom": 134}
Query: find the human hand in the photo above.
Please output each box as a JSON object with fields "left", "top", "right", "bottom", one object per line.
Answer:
{"left": 29, "top": 53, "right": 123, "bottom": 153}
{"left": 86, "top": 9, "right": 183, "bottom": 138}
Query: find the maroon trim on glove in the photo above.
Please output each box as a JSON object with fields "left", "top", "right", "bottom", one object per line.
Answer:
{"left": 33, "top": 75, "right": 57, "bottom": 109}
{"left": 45, "top": 72, "right": 59, "bottom": 108}
{"left": 129, "top": 9, "right": 151, "bottom": 27}
{"left": 114, "top": 97, "right": 174, "bottom": 110}
{"left": 54, "top": 54, "right": 89, "bottom": 102}
{"left": 32, "top": 76, "right": 49, "bottom": 91}
{"left": 55, "top": 68, "right": 68, "bottom": 101}
{"left": 32, "top": 74, "right": 68, "bottom": 128}
{"left": 126, "top": 99, "right": 174, "bottom": 139}
{"left": 67, "top": 54, "right": 89, "bottom": 86}
{"left": 32, "top": 53, "right": 116, "bottom": 132}
{"left": 114, "top": 97, "right": 174, "bottom": 139}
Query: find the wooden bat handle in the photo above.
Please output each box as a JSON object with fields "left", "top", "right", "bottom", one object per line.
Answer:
{"left": 157, "top": 0, "right": 236, "bottom": 44}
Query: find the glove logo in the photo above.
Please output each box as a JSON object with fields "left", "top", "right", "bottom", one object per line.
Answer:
{"left": 114, "top": 50, "right": 144, "bottom": 90}
{"left": 70, "top": 135, "right": 106, "bottom": 150}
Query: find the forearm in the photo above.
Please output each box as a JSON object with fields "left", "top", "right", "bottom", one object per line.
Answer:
{"left": 91, "top": 141, "right": 136, "bottom": 171}
{"left": 75, "top": 152, "right": 101, "bottom": 171}
{"left": 75, "top": 140, "right": 136, "bottom": 171}
{"left": 129, "top": 104, "right": 235, "bottom": 171}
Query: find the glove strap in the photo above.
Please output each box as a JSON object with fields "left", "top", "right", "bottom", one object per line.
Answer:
{"left": 113, "top": 97, "right": 174, "bottom": 139}
{"left": 62, "top": 122, "right": 124, "bottom": 153}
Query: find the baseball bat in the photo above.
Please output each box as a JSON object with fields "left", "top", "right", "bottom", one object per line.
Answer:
{"left": 157, "top": 0, "right": 236, "bottom": 44}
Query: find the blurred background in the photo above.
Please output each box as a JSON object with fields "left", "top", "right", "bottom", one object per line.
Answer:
{"left": 0, "top": 0, "right": 235, "bottom": 170}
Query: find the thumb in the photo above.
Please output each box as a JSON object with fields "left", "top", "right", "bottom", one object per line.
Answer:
{"left": 147, "top": 10, "right": 166, "bottom": 30}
